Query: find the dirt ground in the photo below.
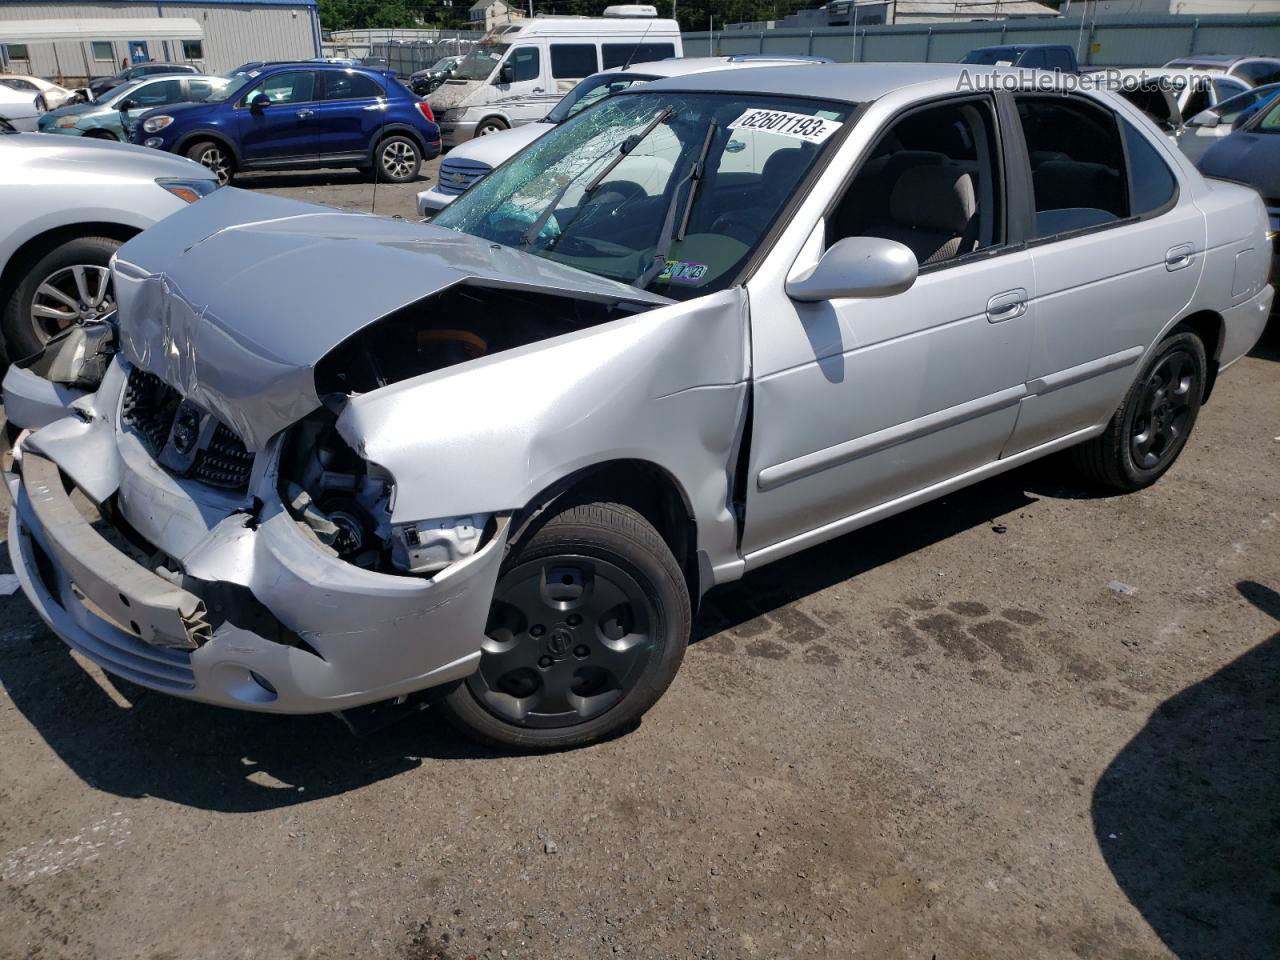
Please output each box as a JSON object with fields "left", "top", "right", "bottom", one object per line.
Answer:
{"left": 0, "top": 163, "right": 1276, "bottom": 960}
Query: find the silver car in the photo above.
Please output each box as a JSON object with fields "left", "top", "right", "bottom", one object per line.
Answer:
{"left": 0, "top": 132, "right": 218, "bottom": 360}
{"left": 3, "top": 65, "right": 1271, "bottom": 750}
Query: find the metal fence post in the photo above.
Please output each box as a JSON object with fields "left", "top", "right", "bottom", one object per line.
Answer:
{"left": 1189, "top": 17, "right": 1199, "bottom": 54}
{"left": 925, "top": 26, "right": 933, "bottom": 62}
{"left": 759, "top": 30, "right": 765, "bottom": 53}
{"left": 808, "top": 30, "right": 814, "bottom": 55}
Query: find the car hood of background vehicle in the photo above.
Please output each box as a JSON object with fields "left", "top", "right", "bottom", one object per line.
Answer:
{"left": 42, "top": 101, "right": 97, "bottom": 121}
{"left": 1198, "top": 131, "right": 1280, "bottom": 201}
{"left": 112, "top": 187, "right": 670, "bottom": 451}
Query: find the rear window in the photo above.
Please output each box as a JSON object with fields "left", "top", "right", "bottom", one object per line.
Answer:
{"left": 550, "top": 44, "right": 599, "bottom": 80}
{"left": 601, "top": 42, "right": 676, "bottom": 70}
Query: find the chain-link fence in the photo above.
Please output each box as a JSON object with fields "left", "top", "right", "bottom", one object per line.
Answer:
{"left": 323, "top": 32, "right": 484, "bottom": 76}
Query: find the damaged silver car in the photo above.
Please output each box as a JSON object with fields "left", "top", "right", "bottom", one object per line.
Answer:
{"left": 3, "top": 65, "right": 1272, "bottom": 749}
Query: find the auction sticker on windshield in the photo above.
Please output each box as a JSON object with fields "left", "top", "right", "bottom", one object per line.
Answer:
{"left": 728, "top": 109, "right": 843, "bottom": 144}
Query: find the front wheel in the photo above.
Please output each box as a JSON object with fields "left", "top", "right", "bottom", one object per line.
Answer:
{"left": 439, "top": 501, "right": 691, "bottom": 750}
{"left": 1, "top": 235, "right": 121, "bottom": 360}
{"left": 185, "top": 140, "right": 233, "bottom": 185}
{"left": 374, "top": 135, "right": 422, "bottom": 183}
{"left": 475, "top": 117, "right": 509, "bottom": 137}
{"left": 1070, "top": 330, "right": 1206, "bottom": 491}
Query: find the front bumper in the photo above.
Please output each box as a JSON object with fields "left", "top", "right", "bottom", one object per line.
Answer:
{"left": 3, "top": 360, "right": 508, "bottom": 714}
{"left": 440, "top": 120, "right": 478, "bottom": 147}
{"left": 417, "top": 184, "right": 457, "bottom": 216}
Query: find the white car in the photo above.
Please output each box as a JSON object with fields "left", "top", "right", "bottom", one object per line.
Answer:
{"left": 0, "top": 85, "right": 42, "bottom": 132}
{"left": 0, "top": 74, "right": 75, "bottom": 110}
{"left": 418, "top": 55, "right": 831, "bottom": 216}
{"left": 1103, "top": 68, "right": 1250, "bottom": 124}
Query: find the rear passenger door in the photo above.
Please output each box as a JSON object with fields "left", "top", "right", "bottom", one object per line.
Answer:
{"left": 313, "top": 69, "right": 385, "bottom": 159}
{"left": 1003, "top": 93, "right": 1205, "bottom": 457}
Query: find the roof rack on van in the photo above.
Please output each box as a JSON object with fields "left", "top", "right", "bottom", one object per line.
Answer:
{"left": 725, "top": 54, "right": 834, "bottom": 64}
{"left": 603, "top": 4, "right": 658, "bottom": 15}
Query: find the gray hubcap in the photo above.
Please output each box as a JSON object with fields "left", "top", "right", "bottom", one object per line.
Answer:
{"left": 380, "top": 141, "right": 416, "bottom": 180}
{"left": 30, "top": 264, "right": 114, "bottom": 342}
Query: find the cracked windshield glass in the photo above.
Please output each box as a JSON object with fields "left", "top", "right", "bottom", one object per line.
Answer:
{"left": 432, "top": 92, "right": 853, "bottom": 299}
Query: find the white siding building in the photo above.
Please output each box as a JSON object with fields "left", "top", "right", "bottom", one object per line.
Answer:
{"left": 0, "top": 0, "right": 319, "bottom": 81}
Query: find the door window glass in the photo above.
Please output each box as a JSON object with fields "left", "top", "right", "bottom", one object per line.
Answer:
{"left": 1120, "top": 117, "right": 1176, "bottom": 215}
{"left": 188, "top": 79, "right": 217, "bottom": 102}
{"left": 322, "top": 70, "right": 383, "bottom": 100}
{"left": 133, "top": 79, "right": 183, "bottom": 107}
{"left": 1235, "top": 60, "right": 1280, "bottom": 86}
{"left": 828, "top": 97, "right": 1004, "bottom": 267}
{"left": 507, "top": 46, "right": 540, "bottom": 83}
{"left": 1016, "top": 95, "right": 1128, "bottom": 237}
{"left": 1019, "top": 49, "right": 1048, "bottom": 69}
{"left": 256, "top": 71, "right": 316, "bottom": 105}
{"left": 1044, "top": 48, "right": 1074, "bottom": 71}
{"left": 601, "top": 42, "right": 675, "bottom": 69}
{"left": 550, "top": 44, "right": 598, "bottom": 80}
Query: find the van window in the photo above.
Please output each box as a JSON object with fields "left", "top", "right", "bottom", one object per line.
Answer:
{"left": 601, "top": 42, "right": 676, "bottom": 70}
{"left": 508, "top": 46, "right": 540, "bottom": 83}
{"left": 1044, "top": 48, "right": 1074, "bottom": 72}
{"left": 1120, "top": 117, "right": 1176, "bottom": 216}
{"left": 551, "top": 44, "right": 599, "bottom": 80}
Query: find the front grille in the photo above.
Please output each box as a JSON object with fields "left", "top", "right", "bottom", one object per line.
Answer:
{"left": 437, "top": 156, "right": 491, "bottom": 196}
{"left": 120, "top": 366, "right": 254, "bottom": 493}
{"left": 120, "top": 367, "right": 180, "bottom": 454}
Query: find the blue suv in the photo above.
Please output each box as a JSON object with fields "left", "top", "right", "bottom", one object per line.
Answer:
{"left": 129, "top": 63, "right": 440, "bottom": 185}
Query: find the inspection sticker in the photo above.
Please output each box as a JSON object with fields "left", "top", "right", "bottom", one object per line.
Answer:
{"left": 657, "top": 260, "right": 709, "bottom": 284}
{"left": 728, "top": 109, "right": 843, "bottom": 144}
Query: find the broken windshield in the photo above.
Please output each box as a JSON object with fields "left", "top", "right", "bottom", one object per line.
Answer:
{"left": 433, "top": 91, "right": 854, "bottom": 300}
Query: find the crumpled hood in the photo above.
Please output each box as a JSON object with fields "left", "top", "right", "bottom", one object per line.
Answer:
{"left": 112, "top": 187, "right": 668, "bottom": 451}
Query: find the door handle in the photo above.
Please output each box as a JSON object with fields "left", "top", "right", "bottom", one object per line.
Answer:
{"left": 533, "top": 87, "right": 544, "bottom": 93}
{"left": 295, "top": 108, "right": 314, "bottom": 118}
{"left": 1165, "top": 243, "right": 1194, "bottom": 271}
{"left": 986, "top": 288, "right": 1028, "bottom": 323}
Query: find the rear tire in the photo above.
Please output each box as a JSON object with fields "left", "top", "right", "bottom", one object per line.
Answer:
{"left": 1070, "top": 330, "right": 1206, "bottom": 492}
{"left": 373, "top": 135, "right": 422, "bottom": 183}
{"left": 185, "top": 140, "right": 233, "bottom": 185}
{"left": 439, "top": 500, "right": 691, "bottom": 751}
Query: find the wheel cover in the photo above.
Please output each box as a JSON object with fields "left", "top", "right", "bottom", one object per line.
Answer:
{"left": 1130, "top": 348, "right": 1197, "bottom": 470}
{"left": 478, "top": 123, "right": 502, "bottom": 136}
{"left": 199, "top": 147, "right": 230, "bottom": 185}
{"left": 380, "top": 140, "right": 415, "bottom": 179}
{"left": 30, "top": 264, "right": 114, "bottom": 343}
{"left": 468, "top": 555, "right": 657, "bottom": 729}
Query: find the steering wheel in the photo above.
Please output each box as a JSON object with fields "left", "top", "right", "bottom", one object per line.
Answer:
{"left": 710, "top": 209, "right": 767, "bottom": 246}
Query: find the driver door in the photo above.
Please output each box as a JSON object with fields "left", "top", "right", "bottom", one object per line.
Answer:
{"left": 492, "top": 45, "right": 544, "bottom": 126}
{"left": 741, "top": 95, "right": 1035, "bottom": 560}
{"left": 237, "top": 70, "right": 319, "bottom": 163}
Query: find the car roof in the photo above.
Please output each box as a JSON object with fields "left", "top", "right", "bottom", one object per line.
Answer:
{"left": 615, "top": 55, "right": 828, "bottom": 79}
{"left": 638, "top": 62, "right": 1028, "bottom": 102}
{"left": 1166, "top": 54, "right": 1248, "bottom": 66}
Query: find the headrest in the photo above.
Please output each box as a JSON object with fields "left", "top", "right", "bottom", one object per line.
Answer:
{"left": 889, "top": 165, "right": 976, "bottom": 234}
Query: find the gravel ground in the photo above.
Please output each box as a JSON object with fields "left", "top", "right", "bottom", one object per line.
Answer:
{"left": 0, "top": 167, "right": 1276, "bottom": 959}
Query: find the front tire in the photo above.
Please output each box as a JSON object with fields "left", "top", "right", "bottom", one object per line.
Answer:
{"left": 475, "top": 117, "right": 509, "bottom": 137}
{"left": 1070, "top": 330, "right": 1206, "bottom": 491}
{"left": 374, "top": 135, "right": 422, "bottom": 183}
{"left": 439, "top": 501, "right": 691, "bottom": 750}
{"left": 185, "top": 140, "right": 233, "bottom": 185}
{"left": 1, "top": 236, "right": 121, "bottom": 360}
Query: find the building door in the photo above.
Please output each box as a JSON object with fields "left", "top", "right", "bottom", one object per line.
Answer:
{"left": 129, "top": 41, "right": 150, "bottom": 64}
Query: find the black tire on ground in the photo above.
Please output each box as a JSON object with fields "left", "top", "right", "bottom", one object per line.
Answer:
{"left": 475, "top": 117, "right": 509, "bottom": 137}
{"left": 185, "top": 139, "right": 233, "bottom": 185}
{"left": 373, "top": 135, "right": 422, "bottom": 184}
{"left": 439, "top": 500, "right": 691, "bottom": 751}
{"left": 1070, "top": 330, "right": 1207, "bottom": 492}
{"left": 1, "top": 235, "right": 122, "bottom": 361}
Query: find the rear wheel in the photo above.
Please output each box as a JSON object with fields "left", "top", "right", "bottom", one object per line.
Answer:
{"left": 439, "top": 500, "right": 690, "bottom": 750}
{"left": 1, "top": 235, "right": 121, "bottom": 360}
{"left": 1070, "top": 330, "right": 1206, "bottom": 491}
{"left": 186, "top": 140, "right": 233, "bottom": 185}
{"left": 374, "top": 135, "right": 422, "bottom": 183}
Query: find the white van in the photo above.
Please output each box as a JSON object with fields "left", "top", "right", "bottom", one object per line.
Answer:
{"left": 426, "top": 9, "right": 682, "bottom": 146}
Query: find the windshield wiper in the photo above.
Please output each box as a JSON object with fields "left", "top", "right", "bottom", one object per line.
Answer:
{"left": 522, "top": 105, "right": 674, "bottom": 249}
{"left": 635, "top": 121, "right": 718, "bottom": 290}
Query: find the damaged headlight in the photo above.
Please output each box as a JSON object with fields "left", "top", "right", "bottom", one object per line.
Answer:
{"left": 281, "top": 411, "right": 491, "bottom": 577}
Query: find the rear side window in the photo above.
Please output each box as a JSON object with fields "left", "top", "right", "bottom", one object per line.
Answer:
{"left": 134, "top": 79, "right": 184, "bottom": 107}
{"left": 1236, "top": 60, "right": 1280, "bottom": 86}
{"left": 1120, "top": 118, "right": 1177, "bottom": 215}
{"left": 1016, "top": 95, "right": 1128, "bottom": 238}
{"left": 507, "top": 46, "right": 540, "bottom": 83}
{"left": 550, "top": 43, "right": 599, "bottom": 80}
{"left": 1044, "top": 48, "right": 1074, "bottom": 72}
{"left": 322, "top": 71, "right": 383, "bottom": 100}
{"left": 188, "top": 79, "right": 217, "bottom": 102}
{"left": 601, "top": 42, "right": 675, "bottom": 69}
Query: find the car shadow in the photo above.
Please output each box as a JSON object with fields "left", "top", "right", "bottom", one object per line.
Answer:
{"left": 232, "top": 170, "right": 426, "bottom": 190}
{"left": 1249, "top": 315, "right": 1280, "bottom": 362}
{"left": 1091, "top": 580, "right": 1280, "bottom": 958}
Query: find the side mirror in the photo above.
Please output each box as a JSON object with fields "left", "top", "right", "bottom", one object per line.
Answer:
{"left": 1188, "top": 109, "right": 1219, "bottom": 127}
{"left": 249, "top": 92, "right": 271, "bottom": 111}
{"left": 785, "top": 236, "right": 918, "bottom": 302}
{"left": 118, "top": 98, "right": 138, "bottom": 112}
{"left": 497, "top": 63, "right": 515, "bottom": 85}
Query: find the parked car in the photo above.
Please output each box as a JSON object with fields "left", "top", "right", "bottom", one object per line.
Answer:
{"left": 0, "top": 74, "right": 74, "bottom": 111}
{"left": 39, "top": 74, "right": 228, "bottom": 142}
{"left": 1164, "top": 54, "right": 1280, "bottom": 88}
{"left": 3, "top": 64, "right": 1270, "bottom": 750}
{"left": 409, "top": 56, "right": 464, "bottom": 96}
{"left": 88, "top": 62, "right": 199, "bottom": 100}
{"left": 418, "top": 54, "right": 831, "bottom": 214}
{"left": 1178, "top": 82, "right": 1280, "bottom": 162}
{"left": 224, "top": 60, "right": 294, "bottom": 78}
{"left": 1102, "top": 68, "right": 1249, "bottom": 122}
{"left": 961, "top": 44, "right": 1078, "bottom": 72}
{"left": 0, "top": 85, "right": 42, "bottom": 132}
{"left": 427, "top": 12, "right": 682, "bottom": 145}
{"left": 129, "top": 63, "right": 441, "bottom": 185}
{"left": 1197, "top": 95, "right": 1280, "bottom": 282}
{"left": 0, "top": 133, "right": 217, "bottom": 360}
